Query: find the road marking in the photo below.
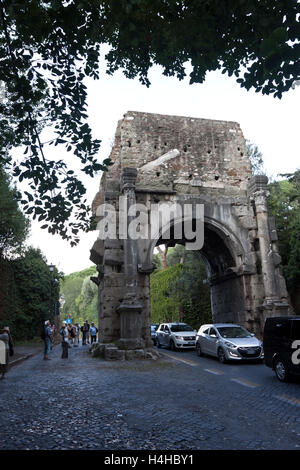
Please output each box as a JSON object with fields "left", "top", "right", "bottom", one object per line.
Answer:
{"left": 274, "top": 394, "right": 300, "bottom": 407}
{"left": 230, "top": 378, "right": 260, "bottom": 388}
{"left": 204, "top": 368, "right": 225, "bottom": 376}
{"left": 159, "top": 351, "right": 199, "bottom": 366}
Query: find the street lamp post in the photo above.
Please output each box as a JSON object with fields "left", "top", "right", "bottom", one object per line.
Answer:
{"left": 48, "top": 264, "right": 59, "bottom": 337}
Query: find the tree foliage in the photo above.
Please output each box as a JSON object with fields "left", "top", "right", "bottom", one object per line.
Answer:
{"left": 0, "top": 161, "right": 29, "bottom": 257}
{"left": 60, "top": 266, "right": 98, "bottom": 325}
{"left": 0, "top": 1, "right": 299, "bottom": 242}
{"left": 150, "top": 263, "right": 182, "bottom": 324}
{"left": 247, "top": 141, "right": 266, "bottom": 176}
{"left": 0, "top": 247, "right": 61, "bottom": 340}
{"left": 268, "top": 170, "right": 300, "bottom": 296}
{"left": 151, "top": 245, "right": 212, "bottom": 328}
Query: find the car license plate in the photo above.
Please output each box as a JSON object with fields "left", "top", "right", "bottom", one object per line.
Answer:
{"left": 246, "top": 348, "right": 255, "bottom": 354}
{"left": 188, "top": 342, "right": 194, "bottom": 345}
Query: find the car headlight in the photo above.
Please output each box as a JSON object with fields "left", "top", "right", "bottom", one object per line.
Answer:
{"left": 175, "top": 335, "right": 184, "bottom": 341}
{"left": 224, "top": 341, "right": 237, "bottom": 349}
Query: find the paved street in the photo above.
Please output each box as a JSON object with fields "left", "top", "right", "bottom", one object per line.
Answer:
{"left": 0, "top": 343, "right": 300, "bottom": 450}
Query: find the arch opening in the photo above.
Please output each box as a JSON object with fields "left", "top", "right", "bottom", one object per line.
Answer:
{"left": 150, "top": 218, "right": 246, "bottom": 328}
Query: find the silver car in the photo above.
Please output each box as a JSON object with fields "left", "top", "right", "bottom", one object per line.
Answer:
{"left": 156, "top": 322, "right": 196, "bottom": 350}
{"left": 196, "top": 323, "right": 264, "bottom": 363}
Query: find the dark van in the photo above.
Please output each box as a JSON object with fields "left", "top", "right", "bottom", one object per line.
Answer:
{"left": 263, "top": 316, "right": 300, "bottom": 382}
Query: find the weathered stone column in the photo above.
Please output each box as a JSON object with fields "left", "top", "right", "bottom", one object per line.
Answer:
{"left": 117, "top": 167, "right": 144, "bottom": 350}
{"left": 249, "top": 176, "right": 278, "bottom": 304}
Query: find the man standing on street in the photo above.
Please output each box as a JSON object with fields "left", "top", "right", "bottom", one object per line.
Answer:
{"left": 60, "top": 322, "right": 69, "bottom": 359}
{"left": 81, "top": 321, "right": 89, "bottom": 346}
{"left": 43, "top": 320, "right": 52, "bottom": 360}
{"left": 90, "top": 322, "right": 98, "bottom": 344}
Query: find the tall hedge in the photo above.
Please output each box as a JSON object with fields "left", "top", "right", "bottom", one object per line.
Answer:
{"left": 0, "top": 248, "right": 60, "bottom": 340}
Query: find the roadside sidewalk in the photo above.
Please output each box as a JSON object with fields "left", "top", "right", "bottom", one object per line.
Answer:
{"left": 10, "top": 341, "right": 45, "bottom": 368}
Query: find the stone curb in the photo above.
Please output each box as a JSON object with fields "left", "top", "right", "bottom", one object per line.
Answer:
{"left": 9, "top": 353, "right": 34, "bottom": 368}
{"left": 8, "top": 342, "right": 54, "bottom": 369}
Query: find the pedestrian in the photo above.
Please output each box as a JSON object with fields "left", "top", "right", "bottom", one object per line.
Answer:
{"left": 43, "top": 320, "right": 53, "bottom": 360}
{"left": 68, "top": 323, "right": 75, "bottom": 345}
{"left": 85, "top": 320, "right": 90, "bottom": 344}
{"left": 50, "top": 324, "right": 56, "bottom": 350}
{"left": 74, "top": 323, "right": 80, "bottom": 347}
{"left": 0, "top": 327, "right": 12, "bottom": 380}
{"left": 90, "top": 322, "right": 98, "bottom": 344}
{"left": 81, "top": 321, "right": 89, "bottom": 345}
{"left": 60, "top": 322, "right": 69, "bottom": 359}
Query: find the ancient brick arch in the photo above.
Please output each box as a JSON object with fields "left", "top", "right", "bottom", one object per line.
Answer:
{"left": 90, "top": 111, "right": 290, "bottom": 359}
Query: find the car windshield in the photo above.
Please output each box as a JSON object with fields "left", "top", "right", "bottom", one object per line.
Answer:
{"left": 151, "top": 325, "right": 158, "bottom": 332}
{"left": 170, "top": 324, "right": 194, "bottom": 332}
{"left": 217, "top": 326, "right": 252, "bottom": 338}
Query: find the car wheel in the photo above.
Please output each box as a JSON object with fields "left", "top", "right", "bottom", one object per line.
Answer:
{"left": 217, "top": 347, "right": 227, "bottom": 363}
{"left": 170, "top": 340, "right": 177, "bottom": 351}
{"left": 196, "top": 342, "right": 203, "bottom": 357}
{"left": 274, "top": 357, "right": 290, "bottom": 382}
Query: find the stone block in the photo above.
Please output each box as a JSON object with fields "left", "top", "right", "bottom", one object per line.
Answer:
{"left": 104, "top": 249, "right": 123, "bottom": 266}
{"left": 239, "top": 215, "right": 257, "bottom": 229}
{"left": 116, "top": 349, "right": 126, "bottom": 360}
{"left": 145, "top": 350, "right": 160, "bottom": 360}
{"left": 104, "top": 346, "right": 120, "bottom": 360}
{"left": 125, "top": 349, "right": 145, "bottom": 360}
{"left": 91, "top": 344, "right": 103, "bottom": 358}
{"left": 232, "top": 205, "right": 249, "bottom": 217}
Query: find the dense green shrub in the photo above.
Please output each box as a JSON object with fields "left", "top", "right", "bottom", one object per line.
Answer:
{"left": 60, "top": 266, "right": 98, "bottom": 325}
{"left": 0, "top": 248, "right": 60, "bottom": 340}
{"left": 151, "top": 246, "right": 212, "bottom": 328}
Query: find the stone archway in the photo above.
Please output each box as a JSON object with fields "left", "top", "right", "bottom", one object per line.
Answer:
{"left": 90, "top": 111, "right": 290, "bottom": 359}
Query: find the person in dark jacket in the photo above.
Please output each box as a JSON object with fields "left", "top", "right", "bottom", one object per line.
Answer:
{"left": 81, "top": 321, "right": 89, "bottom": 345}
{"left": 43, "top": 320, "right": 52, "bottom": 360}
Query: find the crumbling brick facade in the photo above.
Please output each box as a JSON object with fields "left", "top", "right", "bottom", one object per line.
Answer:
{"left": 90, "top": 111, "right": 290, "bottom": 358}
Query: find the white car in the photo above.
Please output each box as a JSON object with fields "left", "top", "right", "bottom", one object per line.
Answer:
{"left": 156, "top": 322, "right": 196, "bottom": 351}
{"left": 196, "top": 323, "right": 264, "bottom": 363}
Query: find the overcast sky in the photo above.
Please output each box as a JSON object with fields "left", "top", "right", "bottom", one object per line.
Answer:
{"left": 27, "top": 49, "right": 300, "bottom": 275}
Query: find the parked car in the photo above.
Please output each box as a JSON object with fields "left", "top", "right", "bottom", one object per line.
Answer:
{"left": 263, "top": 316, "right": 300, "bottom": 382}
{"left": 196, "top": 323, "right": 264, "bottom": 363}
{"left": 150, "top": 324, "right": 159, "bottom": 345}
{"left": 156, "top": 322, "right": 196, "bottom": 350}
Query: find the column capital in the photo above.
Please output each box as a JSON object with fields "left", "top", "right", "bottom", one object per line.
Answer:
{"left": 248, "top": 175, "right": 269, "bottom": 197}
{"left": 250, "top": 189, "right": 270, "bottom": 212}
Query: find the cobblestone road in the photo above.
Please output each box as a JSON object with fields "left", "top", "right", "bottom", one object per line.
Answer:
{"left": 0, "top": 344, "right": 299, "bottom": 450}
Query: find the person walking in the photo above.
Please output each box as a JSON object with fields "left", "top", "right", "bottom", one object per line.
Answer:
{"left": 90, "top": 322, "right": 98, "bottom": 344}
{"left": 60, "top": 322, "right": 69, "bottom": 359}
{"left": 43, "top": 320, "right": 52, "bottom": 360}
{"left": 81, "top": 321, "right": 89, "bottom": 346}
{"left": 0, "top": 327, "right": 11, "bottom": 380}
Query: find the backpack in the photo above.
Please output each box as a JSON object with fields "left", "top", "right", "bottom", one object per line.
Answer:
{"left": 70, "top": 328, "right": 75, "bottom": 338}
